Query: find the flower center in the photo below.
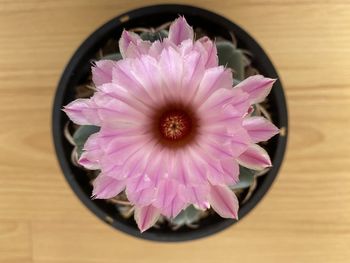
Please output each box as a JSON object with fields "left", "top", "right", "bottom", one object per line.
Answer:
{"left": 159, "top": 110, "right": 192, "bottom": 141}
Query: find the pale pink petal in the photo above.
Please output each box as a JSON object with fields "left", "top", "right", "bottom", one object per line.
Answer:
{"left": 184, "top": 149, "right": 211, "bottom": 186}
{"left": 100, "top": 164, "right": 125, "bottom": 180}
{"left": 78, "top": 133, "right": 102, "bottom": 169}
{"left": 126, "top": 187, "right": 156, "bottom": 207}
{"left": 200, "top": 87, "right": 249, "bottom": 116}
{"left": 202, "top": 126, "right": 250, "bottom": 158}
{"left": 230, "top": 88, "right": 251, "bottom": 115}
{"left": 111, "top": 59, "right": 155, "bottom": 105}
{"left": 162, "top": 195, "right": 187, "bottom": 218}
{"left": 196, "top": 37, "right": 218, "bottom": 68}
{"left": 193, "top": 67, "right": 233, "bottom": 107}
{"left": 220, "top": 158, "right": 240, "bottom": 185}
{"left": 188, "top": 146, "right": 226, "bottom": 185}
{"left": 104, "top": 139, "right": 154, "bottom": 172}
{"left": 243, "top": 116, "right": 279, "bottom": 143}
{"left": 235, "top": 75, "right": 276, "bottom": 104}
{"left": 209, "top": 184, "right": 239, "bottom": 219}
{"left": 92, "top": 60, "right": 116, "bottom": 86}
{"left": 198, "top": 88, "right": 235, "bottom": 112}
{"left": 63, "top": 99, "right": 100, "bottom": 125}
{"left": 200, "top": 136, "right": 236, "bottom": 159}
{"left": 179, "top": 38, "right": 194, "bottom": 55}
{"left": 127, "top": 174, "right": 154, "bottom": 193}
{"left": 226, "top": 127, "right": 252, "bottom": 157}
{"left": 134, "top": 205, "right": 160, "bottom": 232}
{"left": 168, "top": 16, "right": 194, "bottom": 45}
{"left": 200, "top": 104, "right": 241, "bottom": 127}
{"left": 144, "top": 147, "right": 167, "bottom": 185}
{"left": 153, "top": 179, "right": 178, "bottom": 210}
{"left": 181, "top": 50, "right": 205, "bottom": 104}
{"left": 201, "top": 125, "right": 250, "bottom": 158}
{"left": 129, "top": 55, "right": 165, "bottom": 104}
{"left": 148, "top": 40, "right": 164, "bottom": 58}
{"left": 123, "top": 143, "right": 159, "bottom": 201}
{"left": 182, "top": 185, "right": 210, "bottom": 210}
{"left": 92, "top": 175, "right": 125, "bottom": 199}
{"left": 237, "top": 144, "right": 272, "bottom": 170}
{"left": 119, "top": 30, "right": 151, "bottom": 58}
{"left": 97, "top": 83, "right": 152, "bottom": 115}
{"left": 91, "top": 92, "right": 147, "bottom": 128}
{"left": 119, "top": 30, "right": 140, "bottom": 57}
{"left": 120, "top": 140, "right": 156, "bottom": 178}
{"left": 125, "top": 41, "right": 152, "bottom": 58}
{"left": 159, "top": 47, "right": 183, "bottom": 100}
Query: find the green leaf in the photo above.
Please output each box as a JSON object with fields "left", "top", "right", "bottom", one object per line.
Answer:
{"left": 216, "top": 41, "right": 245, "bottom": 81}
{"left": 140, "top": 30, "right": 168, "bottom": 42}
{"left": 171, "top": 205, "right": 201, "bottom": 227}
{"left": 73, "top": 125, "right": 100, "bottom": 157}
{"left": 100, "top": 53, "right": 122, "bottom": 61}
{"left": 230, "top": 166, "right": 255, "bottom": 190}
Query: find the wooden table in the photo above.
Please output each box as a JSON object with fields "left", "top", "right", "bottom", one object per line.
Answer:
{"left": 1, "top": 1, "right": 349, "bottom": 262}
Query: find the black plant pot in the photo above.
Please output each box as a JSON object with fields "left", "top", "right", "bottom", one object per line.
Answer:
{"left": 52, "top": 4, "right": 288, "bottom": 242}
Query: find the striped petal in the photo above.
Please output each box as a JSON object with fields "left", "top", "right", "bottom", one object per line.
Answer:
{"left": 243, "top": 116, "right": 279, "bottom": 143}
{"left": 237, "top": 144, "right": 272, "bottom": 170}
{"left": 92, "top": 175, "right": 125, "bottom": 199}
{"left": 92, "top": 60, "right": 116, "bottom": 86}
{"left": 63, "top": 99, "right": 100, "bottom": 125}
{"left": 209, "top": 184, "right": 239, "bottom": 219}
{"left": 235, "top": 75, "right": 276, "bottom": 104}
{"left": 168, "top": 16, "right": 194, "bottom": 45}
{"left": 134, "top": 205, "right": 160, "bottom": 232}
{"left": 119, "top": 30, "right": 151, "bottom": 58}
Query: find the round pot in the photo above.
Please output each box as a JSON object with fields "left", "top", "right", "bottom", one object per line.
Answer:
{"left": 52, "top": 4, "right": 288, "bottom": 242}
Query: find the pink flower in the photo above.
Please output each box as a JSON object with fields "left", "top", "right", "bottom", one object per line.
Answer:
{"left": 64, "top": 17, "right": 279, "bottom": 232}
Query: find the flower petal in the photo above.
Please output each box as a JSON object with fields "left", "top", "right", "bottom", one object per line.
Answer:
{"left": 235, "top": 75, "right": 276, "bottom": 104}
{"left": 159, "top": 47, "right": 183, "bottom": 100}
{"left": 196, "top": 36, "right": 218, "bottom": 68}
{"left": 78, "top": 133, "right": 103, "bottom": 169}
{"left": 168, "top": 16, "right": 194, "bottom": 45}
{"left": 198, "top": 88, "right": 235, "bottom": 112}
{"left": 230, "top": 88, "right": 251, "bottom": 115}
{"left": 153, "top": 179, "right": 178, "bottom": 210}
{"left": 181, "top": 50, "right": 205, "bottom": 104}
{"left": 237, "top": 144, "right": 272, "bottom": 170}
{"left": 112, "top": 59, "right": 154, "bottom": 105}
{"left": 127, "top": 174, "right": 154, "bottom": 193}
{"left": 92, "top": 175, "right": 125, "bottom": 199}
{"left": 63, "top": 99, "right": 100, "bottom": 125}
{"left": 243, "top": 116, "right": 279, "bottom": 143}
{"left": 92, "top": 60, "right": 116, "bottom": 86}
{"left": 193, "top": 67, "right": 233, "bottom": 107}
{"left": 91, "top": 91, "right": 147, "bottom": 128}
{"left": 97, "top": 83, "right": 151, "bottom": 115}
{"left": 209, "top": 184, "right": 239, "bottom": 219}
{"left": 220, "top": 158, "right": 240, "bottom": 185}
{"left": 129, "top": 55, "right": 165, "bottom": 104}
{"left": 182, "top": 185, "right": 210, "bottom": 210}
{"left": 119, "top": 30, "right": 151, "bottom": 58}
{"left": 134, "top": 205, "right": 160, "bottom": 232}
{"left": 126, "top": 187, "right": 156, "bottom": 207}
{"left": 162, "top": 195, "right": 187, "bottom": 218}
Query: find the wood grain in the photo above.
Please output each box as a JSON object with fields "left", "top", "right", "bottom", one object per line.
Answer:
{"left": 0, "top": 0, "right": 349, "bottom": 262}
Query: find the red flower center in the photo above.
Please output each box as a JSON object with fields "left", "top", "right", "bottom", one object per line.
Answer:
{"left": 159, "top": 110, "right": 192, "bottom": 141}
{"left": 153, "top": 105, "right": 198, "bottom": 148}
